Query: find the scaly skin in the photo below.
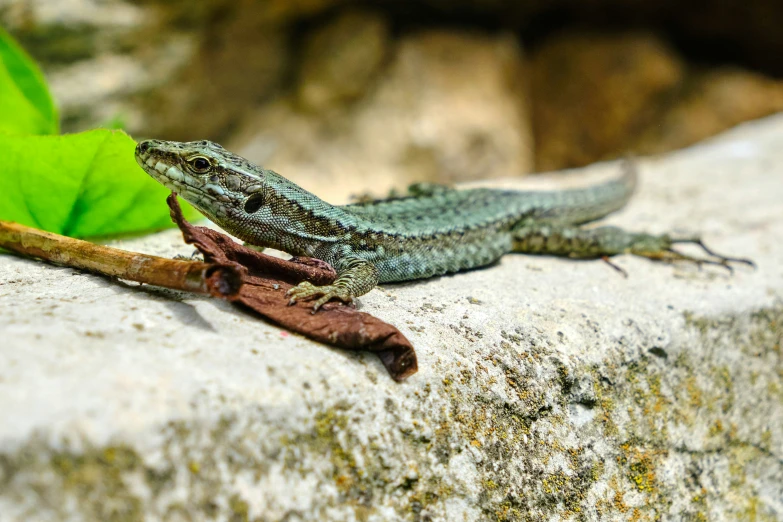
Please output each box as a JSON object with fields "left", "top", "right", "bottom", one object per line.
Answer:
{"left": 135, "top": 140, "right": 752, "bottom": 309}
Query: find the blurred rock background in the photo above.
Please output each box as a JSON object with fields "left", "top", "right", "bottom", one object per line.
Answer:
{"left": 3, "top": 0, "right": 783, "bottom": 201}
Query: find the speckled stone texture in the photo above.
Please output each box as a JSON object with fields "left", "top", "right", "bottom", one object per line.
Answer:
{"left": 1, "top": 116, "right": 782, "bottom": 521}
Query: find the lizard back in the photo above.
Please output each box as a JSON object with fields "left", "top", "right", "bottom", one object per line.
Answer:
{"left": 343, "top": 163, "right": 636, "bottom": 233}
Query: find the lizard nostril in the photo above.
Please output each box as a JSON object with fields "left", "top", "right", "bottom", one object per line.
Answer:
{"left": 137, "top": 140, "right": 150, "bottom": 154}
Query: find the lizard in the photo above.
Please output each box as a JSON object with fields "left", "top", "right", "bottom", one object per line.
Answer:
{"left": 135, "top": 139, "right": 752, "bottom": 310}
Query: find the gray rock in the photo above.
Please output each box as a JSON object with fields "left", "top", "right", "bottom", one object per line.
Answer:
{"left": 1, "top": 116, "right": 782, "bottom": 521}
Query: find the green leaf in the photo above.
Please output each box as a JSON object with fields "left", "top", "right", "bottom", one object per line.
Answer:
{"left": 0, "top": 129, "right": 199, "bottom": 238}
{"left": 0, "top": 26, "right": 58, "bottom": 135}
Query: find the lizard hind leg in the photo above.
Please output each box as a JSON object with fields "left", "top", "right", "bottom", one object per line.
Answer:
{"left": 511, "top": 224, "right": 653, "bottom": 259}
{"left": 511, "top": 224, "right": 754, "bottom": 273}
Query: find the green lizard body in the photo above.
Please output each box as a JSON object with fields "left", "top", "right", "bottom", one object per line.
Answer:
{"left": 135, "top": 140, "right": 751, "bottom": 309}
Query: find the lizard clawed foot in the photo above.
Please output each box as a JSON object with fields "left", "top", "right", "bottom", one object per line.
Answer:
{"left": 668, "top": 237, "right": 755, "bottom": 274}
{"left": 636, "top": 238, "right": 755, "bottom": 274}
{"left": 286, "top": 281, "right": 354, "bottom": 311}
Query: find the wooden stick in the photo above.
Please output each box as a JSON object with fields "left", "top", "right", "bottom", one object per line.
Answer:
{"left": 0, "top": 220, "right": 231, "bottom": 294}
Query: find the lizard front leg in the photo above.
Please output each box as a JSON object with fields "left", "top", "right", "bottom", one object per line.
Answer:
{"left": 287, "top": 256, "right": 379, "bottom": 311}
{"left": 512, "top": 224, "right": 753, "bottom": 271}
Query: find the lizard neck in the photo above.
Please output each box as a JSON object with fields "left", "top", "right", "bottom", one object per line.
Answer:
{"left": 221, "top": 172, "right": 360, "bottom": 255}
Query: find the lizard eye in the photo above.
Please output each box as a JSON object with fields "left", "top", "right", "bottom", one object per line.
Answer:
{"left": 244, "top": 193, "right": 265, "bottom": 213}
{"left": 189, "top": 156, "right": 211, "bottom": 173}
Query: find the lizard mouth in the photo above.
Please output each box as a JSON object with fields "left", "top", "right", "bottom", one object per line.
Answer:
{"left": 135, "top": 140, "right": 203, "bottom": 197}
{"left": 134, "top": 139, "right": 231, "bottom": 220}
{"left": 136, "top": 141, "right": 180, "bottom": 189}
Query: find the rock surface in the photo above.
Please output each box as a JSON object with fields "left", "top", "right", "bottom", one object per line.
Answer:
{"left": 1, "top": 116, "right": 783, "bottom": 521}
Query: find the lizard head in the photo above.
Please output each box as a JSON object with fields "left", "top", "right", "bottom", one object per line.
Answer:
{"left": 134, "top": 139, "right": 268, "bottom": 219}
{"left": 135, "top": 139, "right": 336, "bottom": 248}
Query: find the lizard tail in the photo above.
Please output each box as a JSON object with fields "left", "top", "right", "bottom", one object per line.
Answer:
{"left": 537, "top": 158, "right": 638, "bottom": 225}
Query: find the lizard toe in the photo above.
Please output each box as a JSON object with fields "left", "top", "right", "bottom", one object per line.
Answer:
{"left": 310, "top": 287, "right": 353, "bottom": 310}
{"left": 286, "top": 282, "right": 353, "bottom": 310}
{"left": 286, "top": 281, "right": 317, "bottom": 304}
